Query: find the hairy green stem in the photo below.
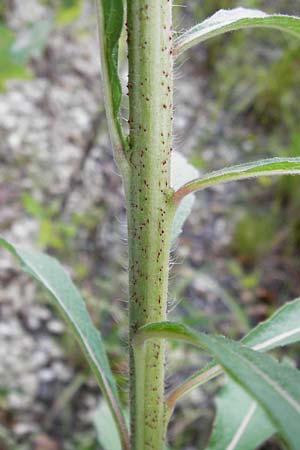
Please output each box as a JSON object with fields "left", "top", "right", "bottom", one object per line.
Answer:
{"left": 126, "top": 0, "right": 174, "bottom": 448}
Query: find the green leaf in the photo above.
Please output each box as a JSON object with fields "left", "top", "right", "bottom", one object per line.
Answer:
{"left": 166, "top": 298, "right": 300, "bottom": 407}
{"left": 207, "top": 379, "right": 275, "bottom": 450}
{"left": 173, "top": 157, "right": 300, "bottom": 201}
{"left": 171, "top": 152, "right": 198, "bottom": 241}
{"left": 206, "top": 299, "right": 300, "bottom": 450}
{"left": 136, "top": 321, "right": 300, "bottom": 450}
{"left": 0, "top": 236, "right": 129, "bottom": 450}
{"left": 0, "top": 24, "right": 31, "bottom": 90}
{"left": 243, "top": 298, "right": 300, "bottom": 351}
{"left": 174, "top": 7, "right": 300, "bottom": 57}
{"left": 96, "top": 0, "right": 124, "bottom": 151}
{"left": 93, "top": 400, "right": 129, "bottom": 450}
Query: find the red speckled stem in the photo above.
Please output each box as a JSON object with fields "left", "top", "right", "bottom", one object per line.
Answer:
{"left": 126, "top": 0, "right": 174, "bottom": 449}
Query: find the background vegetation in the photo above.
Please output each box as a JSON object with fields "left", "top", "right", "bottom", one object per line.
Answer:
{"left": 0, "top": 0, "right": 299, "bottom": 448}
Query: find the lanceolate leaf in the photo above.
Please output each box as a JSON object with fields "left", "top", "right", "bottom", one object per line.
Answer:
{"left": 171, "top": 152, "right": 198, "bottom": 242}
{"left": 174, "top": 7, "right": 300, "bottom": 57}
{"left": 166, "top": 298, "right": 300, "bottom": 407}
{"left": 96, "top": 0, "right": 124, "bottom": 152}
{"left": 206, "top": 298, "right": 300, "bottom": 450}
{"left": 135, "top": 321, "right": 300, "bottom": 450}
{"left": 173, "top": 157, "right": 300, "bottom": 202}
{"left": 0, "top": 237, "right": 129, "bottom": 450}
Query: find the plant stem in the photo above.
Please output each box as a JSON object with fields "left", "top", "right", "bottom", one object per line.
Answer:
{"left": 126, "top": 0, "right": 174, "bottom": 448}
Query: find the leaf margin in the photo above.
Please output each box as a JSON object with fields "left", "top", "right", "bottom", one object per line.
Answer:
{"left": 0, "top": 236, "right": 130, "bottom": 450}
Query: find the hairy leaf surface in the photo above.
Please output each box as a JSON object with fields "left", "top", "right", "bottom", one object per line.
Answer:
{"left": 174, "top": 157, "right": 300, "bottom": 200}
{"left": 174, "top": 7, "right": 300, "bottom": 56}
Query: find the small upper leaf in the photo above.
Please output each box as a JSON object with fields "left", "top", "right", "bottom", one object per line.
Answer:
{"left": 173, "top": 157, "right": 300, "bottom": 201}
{"left": 0, "top": 236, "right": 129, "bottom": 450}
{"left": 100, "top": 0, "right": 124, "bottom": 115}
{"left": 96, "top": 0, "right": 125, "bottom": 153}
{"left": 174, "top": 7, "right": 300, "bottom": 56}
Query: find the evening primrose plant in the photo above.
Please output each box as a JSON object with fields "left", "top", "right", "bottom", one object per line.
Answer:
{"left": 1, "top": 3, "right": 300, "bottom": 450}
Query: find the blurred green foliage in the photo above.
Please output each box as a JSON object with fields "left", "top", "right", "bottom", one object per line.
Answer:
{"left": 0, "top": 24, "right": 31, "bottom": 89}
{"left": 232, "top": 211, "right": 278, "bottom": 263}
{"left": 21, "top": 193, "right": 76, "bottom": 250}
{"left": 11, "top": 18, "right": 53, "bottom": 64}
{"left": 56, "top": 0, "right": 82, "bottom": 24}
{"left": 0, "top": 0, "right": 82, "bottom": 91}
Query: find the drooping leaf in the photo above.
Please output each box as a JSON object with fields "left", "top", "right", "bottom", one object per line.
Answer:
{"left": 206, "top": 298, "right": 300, "bottom": 450}
{"left": 96, "top": 0, "right": 124, "bottom": 151}
{"left": 171, "top": 152, "right": 198, "bottom": 241}
{"left": 136, "top": 321, "right": 300, "bottom": 450}
{"left": 174, "top": 7, "right": 300, "bottom": 57}
{"left": 173, "top": 157, "right": 300, "bottom": 201}
{"left": 0, "top": 236, "right": 129, "bottom": 450}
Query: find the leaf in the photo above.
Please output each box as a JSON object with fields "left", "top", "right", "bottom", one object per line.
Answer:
{"left": 0, "top": 236, "right": 129, "bottom": 450}
{"left": 173, "top": 157, "right": 300, "bottom": 201}
{"left": 100, "top": 0, "right": 123, "bottom": 114}
{"left": 243, "top": 298, "right": 300, "bottom": 351}
{"left": 166, "top": 298, "right": 300, "bottom": 407}
{"left": 206, "top": 298, "right": 300, "bottom": 450}
{"left": 206, "top": 379, "right": 275, "bottom": 450}
{"left": 135, "top": 321, "right": 300, "bottom": 450}
{"left": 93, "top": 400, "right": 129, "bottom": 450}
{"left": 171, "top": 152, "right": 198, "bottom": 241}
{"left": 96, "top": 0, "right": 124, "bottom": 152}
{"left": 174, "top": 7, "right": 300, "bottom": 57}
